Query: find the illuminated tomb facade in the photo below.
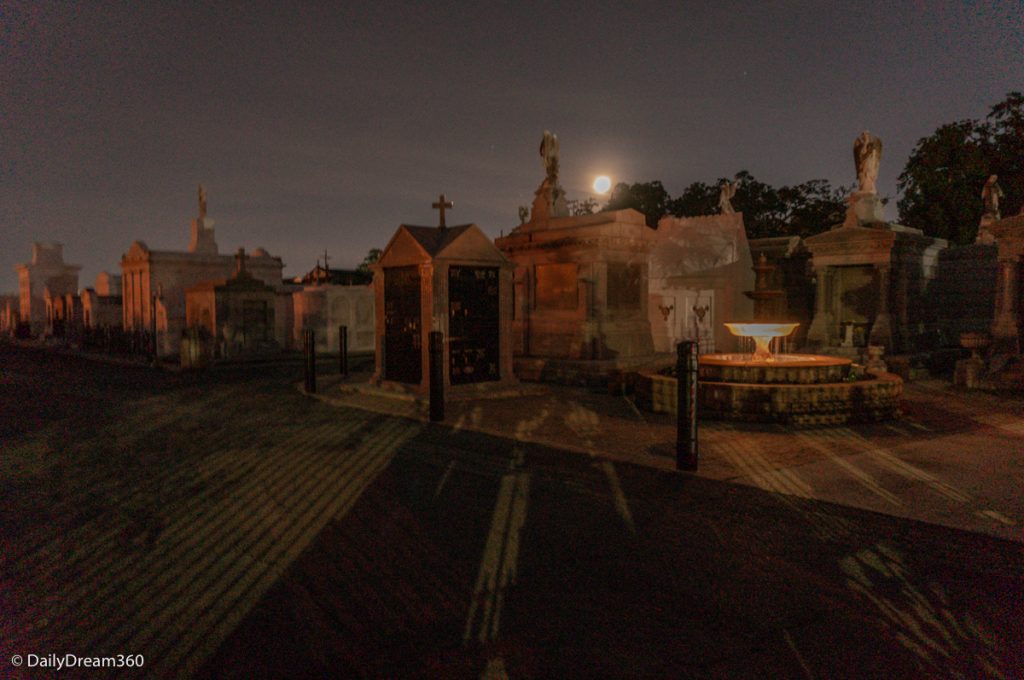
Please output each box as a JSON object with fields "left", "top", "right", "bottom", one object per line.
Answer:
{"left": 495, "top": 208, "right": 656, "bottom": 363}
{"left": 14, "top": 242, "right": 81, "bottom": 337}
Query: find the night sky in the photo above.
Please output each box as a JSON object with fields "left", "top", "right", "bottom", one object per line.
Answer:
{"left": 3, "top": 1, "right": 1022, "bottom": 290}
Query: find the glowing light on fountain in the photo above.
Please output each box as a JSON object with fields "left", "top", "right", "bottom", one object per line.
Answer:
{"left": 724, "top": 322, "right": 800, "bottom": 362}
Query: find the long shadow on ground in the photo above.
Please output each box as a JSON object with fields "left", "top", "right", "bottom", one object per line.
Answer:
{"left": 200, "top": 425, "right": 1024, "bottom": 680}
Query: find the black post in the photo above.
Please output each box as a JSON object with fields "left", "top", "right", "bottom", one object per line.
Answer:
{"left": 429, "top": 330, "right": 444, "bottom": 422}
{"left": 304, "top": 329, "right": 317, "bottom": 393}
{"left": 150, "top": 295, "right": 159, "bottom": 365}
{"left": 676, "top": 340, "right": 699, "bottom": 471}
{"left": 339, "top": 325, "right": 348, "bottom": 377}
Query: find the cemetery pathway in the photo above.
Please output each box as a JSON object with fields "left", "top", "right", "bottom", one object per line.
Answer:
{"left": 1, "top": 343, "right": 1022, "bottom": 679}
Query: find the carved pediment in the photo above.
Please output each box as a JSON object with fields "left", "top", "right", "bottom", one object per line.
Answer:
{"left": 124, "top": 240, "right": 151, "bottom": 261}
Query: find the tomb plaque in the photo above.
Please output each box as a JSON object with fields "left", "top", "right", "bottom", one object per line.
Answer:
{"left": 535, "top": 263, "right": 577, "bottom": 310}
{"left": 384, "top": 265, "right": 422, "bottom": 383}
{"left": 448, "top": 266, "right": 500, "bottom": 384}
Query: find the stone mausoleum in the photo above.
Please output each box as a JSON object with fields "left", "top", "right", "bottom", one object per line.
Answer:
{"left": 291, "top": 259, "right": 375, "bottom": 354}
{"left": 14, "top": 242, "right": 81, "bottom": 336}
{"left": 805, "top": 132, "right": 947, "bottom": 355}
{"left": 496, "top": 209, "right": 656, "bottom": 361}
{"left": 121, "top": 186, "right": 287, "bottom": 356}
{"left": 80, "top": 272, "right": 123, "bottom": 330}
{"left": 185, "top": 249, "right": 280, "bottom": 359}
{"left": 372, "top": 215, "right": 516, "bottom": 396}
{"left": 495, "top": 132, "right": 655, "bottom": 371}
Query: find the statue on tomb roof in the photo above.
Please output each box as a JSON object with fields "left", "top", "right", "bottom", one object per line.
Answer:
{"left": 540, "top": 130, "right": 560, "bottom": 184}
{"left": 982, "top": 174, "right": 1004, "bottom": 219}
{"left": 718, "top": 180, "right": 736, "bottom": 214}
{"left": 853, "top": 131, "right": 882, "bottom": 194}
{"left": 198, "top": 184, "right": 208, "bottom": 219}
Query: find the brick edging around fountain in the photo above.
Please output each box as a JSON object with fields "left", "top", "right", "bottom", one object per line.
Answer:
{"left": 634, "top": 366, "right": 903, "bottom": 427}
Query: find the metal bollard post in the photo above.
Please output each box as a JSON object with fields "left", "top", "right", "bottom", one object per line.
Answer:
{"left": 304, "top": 329, "right": 317, "bottom": 394}
{"left": 151, "top": 295, "right": 159, "bottom": 365}
{"left": 676, "top": 340, "right": 699, "bottom": 471}
{"left": 339, "top": 325, "right": 348, "bottom": 378}
{"left": 429, "top": 331, "right": 444, "bottom": 422}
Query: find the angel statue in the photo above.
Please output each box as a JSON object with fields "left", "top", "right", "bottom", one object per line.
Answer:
{"left": 981, "top": 174, "right": 1004, "bottom": 218}
{"left": 718, "top": 180, "right": 737, "bottom": 214}
{"left": 853, "top": 131, "right": 883, "bottom": 194}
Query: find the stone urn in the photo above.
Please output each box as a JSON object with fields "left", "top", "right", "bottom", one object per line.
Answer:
{"left": 865, "top": 344, "right": 887, "bottom": 375}
{"left": 959, "top": 331, "right": 991, "bottom": 361}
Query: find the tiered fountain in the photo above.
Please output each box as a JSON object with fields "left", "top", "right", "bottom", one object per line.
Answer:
{"left": 639, "top": 256, "right": 902, "bottom": 426}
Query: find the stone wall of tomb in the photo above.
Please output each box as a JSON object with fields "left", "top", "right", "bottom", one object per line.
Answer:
{"left": 923, "top": 243, "right": 999, "bottom": 347}
{"left": 15, "top": 243, "right": 81, "bottom": 336}
{"left": 497, "top": 209, "right": 656, "bottom": 360}
{"left": 649, "top": 213, "right": 754, "bottom": 354}
{"left": 292, "top": 284, "right": 375, "bottom": 354}
{"left": 121, "top": 248, "right": 283, "bottom": 356}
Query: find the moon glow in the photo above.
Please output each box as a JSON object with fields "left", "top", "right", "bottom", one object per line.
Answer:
{"left": 593, "top": 175, "right": 611, "bottom": 194}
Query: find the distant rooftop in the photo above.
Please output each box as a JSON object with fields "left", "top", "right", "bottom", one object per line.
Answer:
{"left": 295, "top": 263, "right": 372, "bottom": 286}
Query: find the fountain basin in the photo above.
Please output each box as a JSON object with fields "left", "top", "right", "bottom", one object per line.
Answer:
{"left": 699, "top": 353, "right": 851, "bottom": 385}
{"left": 724, "top": 322, "right": 800, "bottom": 362}
{"left": 697, "top": 372, "right": 902, "bottom": 426}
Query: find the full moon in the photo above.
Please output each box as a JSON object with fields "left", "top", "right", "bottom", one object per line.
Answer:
{"left": 593, "top": 175, "right": 611, "bottom": 194}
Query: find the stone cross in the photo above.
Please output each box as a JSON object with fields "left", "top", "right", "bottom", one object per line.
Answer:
{"left": 432, "top": 194, "right": 454, "bottom": 228}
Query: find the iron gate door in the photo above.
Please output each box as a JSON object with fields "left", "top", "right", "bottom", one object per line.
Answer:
{"left": 384, "top": 266, "right": 422, "bottom": 383}
{"left": 448, "top": 266, "right": 499, "bottom": 385}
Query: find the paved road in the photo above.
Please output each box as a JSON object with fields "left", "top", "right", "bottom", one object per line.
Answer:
{"left": 1, "top": 344, "right": 1022, "bottom": 679}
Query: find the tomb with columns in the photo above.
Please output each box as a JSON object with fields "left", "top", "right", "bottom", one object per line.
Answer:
{"left": 0, "top": 295, "right": 18, "bottom": 336}
{"left": 805, "top": 132, "right": 947, "bottom": 355}
{"left": 986, "top": 206, "right": 1024, "bottom": 357}
{"left": 371, "top": 196, "right": 516, "bottom": 396}
{"left": 969, "top": 209, "right": 1024, "bottom": 389}
{"left": 495, "top": 133, "right": 655, "bottom": 380}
